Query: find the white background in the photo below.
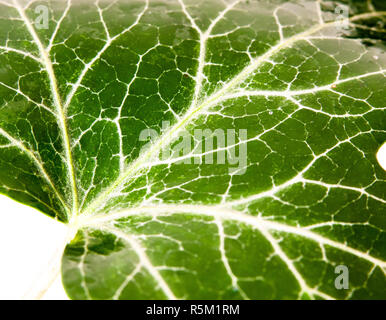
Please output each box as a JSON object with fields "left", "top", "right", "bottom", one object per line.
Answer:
{"left": 0, "top": 143, "right": 385, "bottom": 300}
{"left": 0, "top": 195, "right": 69, "bottom": 299}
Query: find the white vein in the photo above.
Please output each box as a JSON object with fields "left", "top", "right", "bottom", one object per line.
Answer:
{"left": 13, "top": 0, "right": 78, "bottom": 216}
{"left": 315, "top": 0, "right": 324, "bottom": 25}
{"left": 0, "top": 0, "right": 14, "bottom": 8}
{"left": 257, "top": 225, "right": 334, "bottom": 300}
{"left": 0, "top": 80, "right": 56, "bottom": 116}
{"left": 1, "top": 0, "right": 385, "bottom": 300}
{"left": 0, "top": 45, "right": 42, "bottom": 63}
{"left": 112, "top": 262, "right": 142, "bottom": 300}
{"left": 273, "top": 7, "right": 284, "bottom": 41}
{"left": 0, "top": 127, "right": 69, "bottom": 213}
{"left": 103, "top": 226, "right": 178, "bottom": 300}
{"left": 302, "top": 179, "right": 386, "bottom": 204}
{"left": 96, "top": 0, "right": 110, "bottom": 40}
{"left": 63, "top": 0, "right": 149, "bottom": 110}
{"left": 221, "top": 69, "right": 386, "bottom": 101}
{"left": 82, "top": 3, "right": 341, "bottom": 216}
{"left": 79, "top": 232, "right": 92, "bottom": 300}
{"left": 178, "top": 0, "right": 240, "bottom": 108}
{"left": 47, "top": 0, "right": 72, "bottom": 52}
{"left": 214, "top": 216, "right": 249, "bottom": 299}
{"left": 81, "top": 204, "right": 386, "bottom": 270}
{"left": 227, "top": 129, "right": 385, "bottom": 207}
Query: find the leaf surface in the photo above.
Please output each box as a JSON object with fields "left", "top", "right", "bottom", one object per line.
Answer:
{"left": 0, "top": 0, "right": 385, "bottom": 299}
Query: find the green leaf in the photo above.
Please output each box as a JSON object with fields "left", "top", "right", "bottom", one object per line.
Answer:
{"left": 0, "top": 0, "right": 385, "bottom": 300}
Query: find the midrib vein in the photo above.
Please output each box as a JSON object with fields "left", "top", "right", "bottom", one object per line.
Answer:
{"left": 13, "top": 0, "right": 78, "bottom": 217}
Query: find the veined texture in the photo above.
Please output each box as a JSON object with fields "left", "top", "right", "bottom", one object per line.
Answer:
{"left": 0, "top": 0, "right": 385, "bottom": 299}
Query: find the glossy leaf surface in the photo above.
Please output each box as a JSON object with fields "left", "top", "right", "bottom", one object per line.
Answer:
{"left": 0, "top": 0, "right": 385, "bottom": 299}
